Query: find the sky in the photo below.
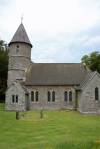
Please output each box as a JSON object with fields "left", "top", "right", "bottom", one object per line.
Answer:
{"left": 0, "top": 0, "right": 100, "bottom": 63}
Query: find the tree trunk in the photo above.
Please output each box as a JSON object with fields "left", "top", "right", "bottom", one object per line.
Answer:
{"left": 16, "top": 112, "right": 20, "bottom": 120}
{"left": 40, "top": 109, "right": 43, "bottom": 119}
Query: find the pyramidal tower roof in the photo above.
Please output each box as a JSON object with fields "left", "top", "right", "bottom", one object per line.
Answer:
{"left": 9, "top": 23, "right": 32, "bottom": 47}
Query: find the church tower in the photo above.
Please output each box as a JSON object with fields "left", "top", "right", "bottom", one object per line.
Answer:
{"left": 7, "top": 23, "right": 32, "bottom": 86}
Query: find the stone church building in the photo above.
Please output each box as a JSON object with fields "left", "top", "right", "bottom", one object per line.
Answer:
{"left": 5, "top": 23, "right": 100, "bottom": 114}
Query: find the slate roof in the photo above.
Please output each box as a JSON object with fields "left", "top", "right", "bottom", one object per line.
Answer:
{"left": 9, "top": 23, "right": 32, "bottom": 47}
{"left": 80, "top": 71, "right": 99, "bottom": 89}
{"left": 25, "top": 63, "right": 89, "bottom": 86}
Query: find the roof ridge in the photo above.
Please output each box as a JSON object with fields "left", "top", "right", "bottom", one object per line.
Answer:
{"left": 32, "top": 63, "right": 82, "bottom": 64}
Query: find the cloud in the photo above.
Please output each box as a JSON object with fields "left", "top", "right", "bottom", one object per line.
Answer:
{"left": 31, "top": 22, "right": 100, "bottom": 63}
{"left": 0, "top": 0, "right": 100, "bottom": 62}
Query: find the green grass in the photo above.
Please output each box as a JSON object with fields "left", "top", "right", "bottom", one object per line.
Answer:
{"left": 0, "top": 103, "right": 5, "bottom": 111}
{"left": 0, "top": 104, "right": 100, "bottom": 149}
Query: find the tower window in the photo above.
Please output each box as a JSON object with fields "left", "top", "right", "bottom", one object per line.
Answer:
{"left": 16, "top": 49, "right": 19, "bottom": 53}
{"left": 16, "top": 45, "right": 19, "bottom": 53}
{"left": 17, "top": 45, "right": 19, "bottom": 48}
{"left": 64, "top": 91, "right": 68, "bottom": 102}
{"left": 95, "top": 87, "right": 99, "bottom": 101}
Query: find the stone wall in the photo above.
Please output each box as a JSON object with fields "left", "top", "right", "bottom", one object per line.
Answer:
{"left": 8, "top": 42, "right": 31, "bottom": 87}
{"left": 7, "top": 70, "right": 25, "bottom": 87}
{"left": 8, "top": 57, "right": 31, "bottom": 70}
{"left": 27, "top": 86, "right": 76, "bottom": 110}
{"left": 5, "top": 82, "right": 26, "bottom": 111}
{"left": 79, "top": 74, "right": 100, "bottom": 114}
{"left": 9, "top": 43, "right": 31, "bottom": 59}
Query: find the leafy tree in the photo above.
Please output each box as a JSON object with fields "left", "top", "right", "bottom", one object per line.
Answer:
{"left": 0, "top": 40, "right": 8, "bottom": 102}
{"left": 81, "top": 51, "right": 100, "bottom": 73}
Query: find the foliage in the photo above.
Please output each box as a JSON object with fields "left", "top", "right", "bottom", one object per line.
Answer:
{"left": 0, "top": 105, "right": 100, "bottom": 149}
{"left": 81, "top": 51, "right": 100, "bottom": 73}
{"left": 0, "top": 40, "right": 8, "bottom": 101}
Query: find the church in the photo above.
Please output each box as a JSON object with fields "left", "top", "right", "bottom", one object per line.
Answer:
{"left": 5, "top": 23, "right": 100, "bottom": 114}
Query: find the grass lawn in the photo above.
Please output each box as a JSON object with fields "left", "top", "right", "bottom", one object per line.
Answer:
{"left": 0, "top": 104, "right": 100, "bottom": 149}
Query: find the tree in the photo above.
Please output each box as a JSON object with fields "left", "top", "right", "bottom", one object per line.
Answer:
{"left": 0, "top": 40, "right": 8, "bottom": 102}
{"left": 81, "top": 51, "right": 100, "bottom": 73}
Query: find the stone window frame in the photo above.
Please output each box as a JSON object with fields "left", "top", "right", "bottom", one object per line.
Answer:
{"left": 64, "top": 91, "right": 68, "bottom": 102}
{"left": 16, "top": 95, "right": 18, "bottom": 103}
{"left": 12, "top": 95, "right": 19, "bottom": 103}
{"left": 69, "top": 91, "right": 72, "bottom": 102}
{"left": 47, "top": 90, "right": 56, "bottom": 102}
{"left": 31, "top": 91, "right": 39, "bottom": 102}
{"left": 16, "top": 45, "right": 19, "bottom": 54}
{"left": 95, "top": 87, "right": 99, "bottom": 101}
{"left": 31, "top": 91, "right": 34, "bottom": 102}
{"left": 64, "top": 90, "right": 73, "bottom": 102}
{"left": 52, "top": 91, "right": 55, "bottom": 102}
{"left": 47, "top": 91, "right": 51, "bottom": 102}
{"left": 35, "top": 91, "right": 39, "bottom": 102}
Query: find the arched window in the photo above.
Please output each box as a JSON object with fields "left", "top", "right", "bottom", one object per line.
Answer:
{"left": 95, "top": 87, "right": 99, "bottom": 101}
{"left": 52, "top": 91, "right": 55, "bottom": 102}
{"left": 47, "top": 91, "right": 51, "bottom": 102}
{"left": 35, "top": 91, "right": 39, "bottom": 102}
{"left": 16, "top": 95, "right": 18, "bottom": 103}
{"left": 16, "top": 45, "right": 19, "bottom": 53}
{"left": 31, "top": 91, "right": 34, "bottom": 101}
{"left": 64, "top": 91, "right": 68, "bottom": 102}
{"left": 69, "top": 91, "right": 72, "bottom": 102}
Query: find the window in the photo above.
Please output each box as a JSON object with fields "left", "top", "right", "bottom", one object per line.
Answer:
{"left": 48, "top": 91, "right": 51, "bottom": 102}
{"left": 52, "top": 91, "right": 55, "bottom": 102}
{"left": 95, "top": 87, "right": 99, "bottom": 101}
{"left": 12, "top": 95, "right": 18, "bottom": 103}
{"left": 17, "top": 45, "right": 19, "bottom": 48}
{"left": 47, "top": 91, "right": 55, "bottom": 102}
{"left": 31, "top": 91, "right": 34, "bottom": 101}
{"left": 35, "top": 91, "right": 39, "bottom": 102}
{"left": 31, "top": 91, "right": 39, "bottom": 102}
{"left": 16, "top": 45, "right": 19, "bottom": 53}
{"left": 16, "top": 48, "right": 19, "bottom": 53}
{"left": 64, "top": 91, "right": 68, "bottom": 102}
{"left": 12, "top": 95, "right": 15, "bottom": 103}
{"left": 16, "top": 95, "right": 18, "bottom": 103}
{"left": 69, "top": 91, "right": 72, "bottom": 102}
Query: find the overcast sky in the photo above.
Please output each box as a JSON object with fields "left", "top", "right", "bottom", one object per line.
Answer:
{"left": 0, "top": 0, "right": 100, "bottom": 63}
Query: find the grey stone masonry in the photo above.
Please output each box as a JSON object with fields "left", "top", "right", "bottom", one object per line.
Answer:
{"left": 79, "top": 73, "right": 100, "bottom": 114}
{"left": 8, "top": 42, "right": 32, "bottom": 87}
{"left": 5, "top": 82, "right": 27, "bottom": 111}
{"left": 27, "top": 86, "right": 76, "bottom": 110}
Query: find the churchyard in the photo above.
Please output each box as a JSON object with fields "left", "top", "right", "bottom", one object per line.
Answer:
{"left": 0, "top": 103, "right": 100, "bottom": 149}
